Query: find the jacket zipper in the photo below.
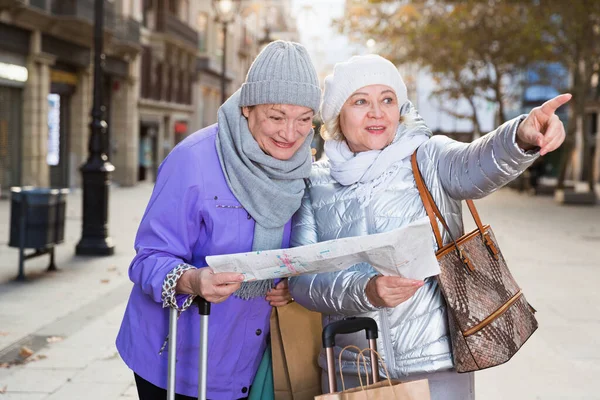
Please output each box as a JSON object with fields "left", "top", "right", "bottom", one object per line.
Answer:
{"left": 366, "top": 202, "right": 397, "bottom": 375}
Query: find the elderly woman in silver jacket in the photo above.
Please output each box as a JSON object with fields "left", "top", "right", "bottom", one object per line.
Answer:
{"left": 288, "top": 55, "right": 569, "bottom": 400}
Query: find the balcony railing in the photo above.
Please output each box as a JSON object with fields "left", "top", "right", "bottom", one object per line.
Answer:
{"left": 20, "top": 0, "right": 117, "bottom": 30}
{"left": 50, "top": 0, "right": 116, "bottom": 30}
{"left": 21, "top": 0, "right": 140, "bottom": 46}
{"left": 156, "top": 12, "right": 199, "bottom": 48}
{"left": 114, "top": 14, "right": 141, "bottom": 44}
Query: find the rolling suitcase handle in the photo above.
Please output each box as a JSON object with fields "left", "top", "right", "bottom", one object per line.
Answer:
{"left": 166, "top": 297, "right": 211, "bottom": 400}
{"left": 322, "top": 317, "right": 379, "bottom": 393}
{"left": 196, "top": 297, "right": 211, "bottom": 400}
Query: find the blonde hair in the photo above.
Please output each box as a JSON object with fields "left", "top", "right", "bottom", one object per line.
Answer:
{"left": 320, "top": 113, "right": 406, "bottom": 142}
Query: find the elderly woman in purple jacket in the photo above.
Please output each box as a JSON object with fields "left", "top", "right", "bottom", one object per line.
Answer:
{"left": 116, "top": 41, "right": 321, "bottom": 400}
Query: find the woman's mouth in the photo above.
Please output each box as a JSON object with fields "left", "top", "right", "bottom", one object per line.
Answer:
{"left": 366, "top": 126, "right": 386, "bottom": 134}
{"left": 272, "top": 139, "right": 295, "bottom": 149}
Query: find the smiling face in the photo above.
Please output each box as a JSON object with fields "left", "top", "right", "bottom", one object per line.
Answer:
{"left": 242, "top": 104, "right": 315, "bottom": 160}
{"left": 339, "top": 84, "right": 401, "bottom": 153}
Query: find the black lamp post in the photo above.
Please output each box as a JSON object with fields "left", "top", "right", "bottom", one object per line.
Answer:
{"left": 212, "top": 0, "right": 240, "bottom": 105}
{"left": 76, "top": 0, "right": 115, "bottom": 256}
{"left": 258, "top": 26, "right": 272, "bottom": 48}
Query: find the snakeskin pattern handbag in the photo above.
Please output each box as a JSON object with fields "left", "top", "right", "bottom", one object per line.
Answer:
{"left": 411, "top": 152, "right": 538, "bottom": 372}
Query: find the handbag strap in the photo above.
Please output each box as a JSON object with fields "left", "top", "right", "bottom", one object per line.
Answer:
{"left": 410, "top": 151, "right": 487, "bottom": 246}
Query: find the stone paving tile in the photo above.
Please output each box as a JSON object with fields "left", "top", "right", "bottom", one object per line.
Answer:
{"left": 0, "top": 393, "right": 47, "bottom": 400}
{"left": 118, "top": 382, "right": 138, "bottom": 398}
{"left": 70, "top": 356, "right": 133, "bottom": 384}
{"left": 0, "top": 368, "right": 76, "bottom": 393}
{"left": 44, "top": 382, "right": 131, "bottom": 400}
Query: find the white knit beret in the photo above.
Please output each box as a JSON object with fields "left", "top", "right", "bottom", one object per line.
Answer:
{"left": 320, "top": 54, "right": 408, "bottom": 125}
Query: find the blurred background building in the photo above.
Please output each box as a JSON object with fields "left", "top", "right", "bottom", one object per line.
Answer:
{"left": 0, "top": 0, "right": 299, "bottom": 195}
{"left": 1, "top": 0, "right": 598, "bottom": 202}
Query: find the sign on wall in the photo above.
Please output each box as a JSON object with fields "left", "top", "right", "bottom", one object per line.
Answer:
{"left": 47, "top": 94, "right": 60, "bottom": 166}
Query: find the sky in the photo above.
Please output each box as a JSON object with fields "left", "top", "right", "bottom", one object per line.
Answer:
{"left": 290, "top": 0, "right": 496, "bottom": 133}
{"left": 291, "top": 0, "right": 359, "bottom": 78}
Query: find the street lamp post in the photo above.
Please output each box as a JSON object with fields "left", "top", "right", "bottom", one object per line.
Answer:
{"left": 76, "top": 0, "right": 115, "bottom": 256}
{"left": 212, "top": 0, "right": 240, "bottom": 105}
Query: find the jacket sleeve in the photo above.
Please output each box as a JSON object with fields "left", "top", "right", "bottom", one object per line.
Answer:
{"left": 422, "top": 115, "right": 539, "bottom": 200}
{"left": 128, "top": 144, "right": 204, "bottom": 304}
{"left": 289, "top": 190, "right": 380, "bottom": 316}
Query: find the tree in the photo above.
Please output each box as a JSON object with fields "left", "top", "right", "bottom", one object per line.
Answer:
{"left": 340, "top": 0, "right": 600, "bottom": 194}
{"left": 338, "top": 0, "right": 551, "bottom": 130}
{"left": 535, "top": 0, "right": 600, "bottom": 192}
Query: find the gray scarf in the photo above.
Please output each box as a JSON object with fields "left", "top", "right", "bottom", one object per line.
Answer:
{"left": 215, "top": 90, "right": 314, "bottom": 299}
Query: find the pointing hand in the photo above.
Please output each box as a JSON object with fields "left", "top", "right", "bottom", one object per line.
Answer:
{"left": 516, "top": 93, "right": 571, "bottom": 156}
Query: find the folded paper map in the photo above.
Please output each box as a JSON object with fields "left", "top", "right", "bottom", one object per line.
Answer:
{"left": 207, "top": 217, "right": 440, "bottom": 281}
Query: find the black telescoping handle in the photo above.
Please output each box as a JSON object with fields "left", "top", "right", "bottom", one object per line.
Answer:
{"left": 322, "top": 317, "right": 378, "bottom": 349}
{"left": 194, "top": 296, "right": 211, "bottom": 316}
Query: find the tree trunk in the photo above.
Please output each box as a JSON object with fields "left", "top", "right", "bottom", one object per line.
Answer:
{"left": 556, "top": 64, "right": 581, "bottom": 190}
{"left": 466, "top": 96, "right": 482, "bottom": 139}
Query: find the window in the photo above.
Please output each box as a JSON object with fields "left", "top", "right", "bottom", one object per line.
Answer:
{"left": 168, "top": 0, "right": 178, "bottom": 15}
{"left": 180, "top": 0, "right": 189, "bottom": 23}
{"left": 140, "top": 46, "right": 152, "bottom": 99}
{"left": 142, "top": 0, "right": 155, "bottom": 28}
{"left": 197, "top": 12, "right": 208, "bottom": 52}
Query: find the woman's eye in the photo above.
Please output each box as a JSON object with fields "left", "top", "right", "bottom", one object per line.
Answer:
{"left": 354, "top": 99, "right": 366, "bottom": 105}
{"left": 301, "top": 117, "right": 311, "bottom": 123}
{"left": 383, "top": 97, "right": 395, "bottom": 104}
{"left": 270, "top": 116, "right": 283, "bottom": 121}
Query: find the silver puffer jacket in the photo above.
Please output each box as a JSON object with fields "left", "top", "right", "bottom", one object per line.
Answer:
{"left": 289, "top": 115, "right": 537, "bottom": 381}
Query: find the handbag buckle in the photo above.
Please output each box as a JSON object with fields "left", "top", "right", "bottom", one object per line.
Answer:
{"left": 483, "top": 233, "right": 500, "bottom": 260}
{"left": 459, "top": 250, "right": 476, "bottom": 273}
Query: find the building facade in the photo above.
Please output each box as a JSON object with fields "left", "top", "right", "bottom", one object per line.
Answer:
{"left": 0, "top": 0, "right": 300, "bottom": 194}
{"left": 0, "top": 0, "right": 142, "bottom": 195}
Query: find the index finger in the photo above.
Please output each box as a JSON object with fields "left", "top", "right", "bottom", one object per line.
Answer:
{"left": 539, "top": 93, "right": 571, "bottom": 116}
{"left": 384, "top": 276, "right": 424, "bottom": 286}
{"left": 213, "top": 272, "right": 245, "bottom": 285}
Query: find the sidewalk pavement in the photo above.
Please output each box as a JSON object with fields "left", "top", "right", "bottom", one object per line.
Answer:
{"left": 0, "top": 184, "right": 599, "bottom": 399}
{"left": 0, "top": 183, "right": 152, "bottom": 399}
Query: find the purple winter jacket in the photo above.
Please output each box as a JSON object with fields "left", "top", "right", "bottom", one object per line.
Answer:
{"left": 116, "top": 124, "right": 291, "bottom": 399}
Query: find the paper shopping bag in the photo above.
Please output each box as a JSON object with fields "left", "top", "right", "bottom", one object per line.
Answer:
{"left": 314, "top": 378, "right": 430, "bottom": 400}
{"left": 315, "top": 345, "right": 430, "bottom": 400}
{"left": 271, "top": 301, "right": 323, "bottom": 400}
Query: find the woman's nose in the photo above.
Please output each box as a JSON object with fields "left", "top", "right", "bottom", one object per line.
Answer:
{"left": 367, "top": 103, "right": 383, "bottom": 118}
{"left": 281, "top": 122, "right": 296, "bottom": 141}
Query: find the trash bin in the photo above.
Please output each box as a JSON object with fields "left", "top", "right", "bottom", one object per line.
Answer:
{"left": 8, "top": 187, "right": 69, "bottom": 280}
{"left": 9, "top": 187, "right": 60, "bottom": 248}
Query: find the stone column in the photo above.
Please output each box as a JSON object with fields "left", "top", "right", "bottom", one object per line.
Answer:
{"left": 69, "top": 66, "right": 93, "bottom": 188}
{"left": 594, "top": 112, "right": 600, "bottom": 186}
{"left": 571, "top": 114, "right": 584, "bottom": 183}
{"left": 22, "top": 31, "right": 55, "bottom": 187}
{"left": 111, "top": 56, "right": 140, "bottom": 186}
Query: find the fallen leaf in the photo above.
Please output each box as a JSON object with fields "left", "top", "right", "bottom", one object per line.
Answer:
{"left": 0, "top": 385, "right": 7, "bottom": 393}
{"left": 0, "top": 363, "right": 9, "bottom": 369}
{"left": 46, "top": 336, "right": 63, "bottom": 343}
{"left": 32, "top": 354, "right": 47, "bottom": 361}
{"left": 107, "top": 266, "right": 117, "bottom": 272}
{"left": 19, "top": 346, "right": 34, "bottom": 359}
{"left": 103, "top": 351, "right": 119, "bottom": 360}
{"left": 0, "top": 332, "right": 9, "bottom": 336}
{"left": 100, "top": 279, "right": 110, "bottom": 284}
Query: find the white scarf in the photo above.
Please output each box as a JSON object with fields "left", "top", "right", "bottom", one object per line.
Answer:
{"left": 324, "top": 103, "right": 431, "bottom": 207}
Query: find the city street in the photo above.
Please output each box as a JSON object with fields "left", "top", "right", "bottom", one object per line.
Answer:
{"left": 0, "top": 184, "right": 599, "bottom": 399}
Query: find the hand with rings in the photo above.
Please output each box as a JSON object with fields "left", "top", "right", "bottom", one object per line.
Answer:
{"left": 266, "top": 278, "right": 294, "bottom": 307}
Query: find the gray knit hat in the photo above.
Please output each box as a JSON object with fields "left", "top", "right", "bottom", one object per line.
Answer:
{"left": 239, "top": 40, "right": 321, "bottom": 114}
